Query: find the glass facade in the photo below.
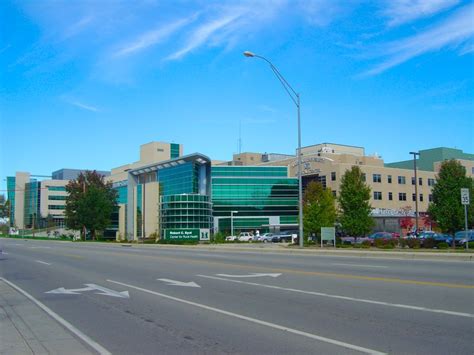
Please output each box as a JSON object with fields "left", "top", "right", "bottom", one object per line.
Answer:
{"left": 24, "top": 181, "right": 41, "bottom": 228}
{"left": 136, "top": 184, "right": 142, "bottom": 238}
{"left": 170, "top": 143, "right": 180, "bottom": 159}
{"left": 7, "top": 177, "right": 16, "bottom": 225}
{"left": 158, "top": 162, "right": 200, "bottom": 195}
{"left": 48, "top": 186, "right": 66, "bottom": 192}
{"left": 160, "top": 194, "right": 212, "bottom": 231}
{"left": 211, "top": 166, "right": 298, "bottom": 232}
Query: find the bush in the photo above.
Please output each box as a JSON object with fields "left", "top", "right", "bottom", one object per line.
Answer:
{"left": 374, "top": 238, "right": 397, "bottom": 249}
{"left": 406, "top": 238, "right": 421, "bottom": 249}
{"left": 422, "top": 238, "right": 436, "bottom": 249}
{"left": 468, "top": 242, "right": 474, "bottom": 249}
{"left": 361, "top": 240, "right": 371, "bottom": 248}
{"left": 212, "top": 232, "right": 226, "bottom": 243}
{"left": 437, "top": 242, "right": 449, "bottom": 249}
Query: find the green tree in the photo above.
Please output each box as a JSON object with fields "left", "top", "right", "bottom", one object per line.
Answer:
{"left": 338, "top": 166, "right": 374, "bottom": 238}
{"left": 303, "top": 181, "right": 336, "bottom": 242}
{"left": 427, "top": 160, "right": 473, "bottom": 238}
{"left": 65, "top": 171, "right": 117, "bottom": 240}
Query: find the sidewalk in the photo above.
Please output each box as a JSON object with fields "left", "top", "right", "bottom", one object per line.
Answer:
{"left": 0, "top": 278, "right": 96, "bottom": 355}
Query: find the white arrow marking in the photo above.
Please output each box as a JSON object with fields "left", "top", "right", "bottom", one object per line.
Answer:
{"left": 46, "top": 284, "right": 129, "bottom": 298}
{"left": 157, "top": 279, "right": 201, "bottom": 288}
{"left": 215, "top": 273, "right": 281, "bottom": 278}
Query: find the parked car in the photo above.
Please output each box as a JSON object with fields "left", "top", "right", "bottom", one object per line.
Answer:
{"left": 259, "top": 233, "right": 274, "bottom": 243}
{"left": 355, "top": 232, "right": 397, "bottom": 245}
{"left": 417, "top": 231, "right": 450, "bottom": 246}
{"left": 238, "top": 232, "right": 254, "bottom": 242}
{"left": 225, "top": 235, "right": 237, "bottom": 241}
{"left": 447, "top": 230, "right": 474, "bottom": 247}
{"left": 271, "top": 231, "right": 294, "bottom": 243}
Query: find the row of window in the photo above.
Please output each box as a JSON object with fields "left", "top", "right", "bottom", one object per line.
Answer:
{"left": 48, "top": 195, "right": 67, "bottom": 200}
{"left": 332, "top": 172, "right": 435, "bottom": 187}
{"left": 48, "top": 205, "right": 65, "bottom": 210}
{"left": 373, "top": 192, "right": 433, "bottom": 202}
{"left": 48, "top": 186, "right": 66, "bottom": 191}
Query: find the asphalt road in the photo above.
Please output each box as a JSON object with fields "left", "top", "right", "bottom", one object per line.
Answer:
{"left": 1, "top": 238, "right": 473, "bottom": 355}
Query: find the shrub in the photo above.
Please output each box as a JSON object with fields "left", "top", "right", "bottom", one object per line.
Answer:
{"left": 353, "top": 243, "right": 362, "bottom": 248}
{"left": 361, "top": 240, "right": 371, "bottom": 248}
{"left": 406, "top": 238, "right": 421, "bottom": 249}
{"left": 437, "top": 242, "right": 449, "bottom": 249}
{"left": 375, "top": 238, "right": 397, "bottom": 249}
{"left": 422, "top": 238, "right": 436, "bottom": 249}
{"left": 468, "top": 242, "right": 474, "bottom": 249}
{"left": 212, "top": 232, "right": 226, "bottom": 243}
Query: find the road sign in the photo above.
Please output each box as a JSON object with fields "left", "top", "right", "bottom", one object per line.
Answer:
{"left": 461, "top": 188, "right": 470, "bottom": 205}
{"left": 321, "top": 227, "right": 336, "bottom": 248}
{"left": 164, "top": 229, "right": 199, "bottom": 242}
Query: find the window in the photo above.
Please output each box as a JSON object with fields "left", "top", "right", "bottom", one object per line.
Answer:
{"left": 373, "top": 191, "right": 382, "bottom": 200}
{"left": 361, "top": 173, "right": 366, "bottom": 182}
{"left": 388, "top": 192, "right": 393, "bottom": 201}
{"left": 332, "top": 190, "right": 337, "bottom": 197}
{"left": 399, "top": 193, "right": 407, "bottom": 201}
{"left": 419, "top": 194, "right": 423, "bottom": 202}
{"left": 429, "top": 194, "right": 433, "bottom": 202}
{"left": 372, "top": 174, "right": 381, "bottom": 183}
{"left": 419, "top": 177, "right": 423, "bottom": 186}
{"left": 398, "top": 176, "right": 406, "bottom": 184}
{"left": 387, "top": 175, "right": 392, "bottom": 184}
{"left": 412, "top": 193, "right": 416, "bottom": 201}
{"left": 428, "top": 178, "right": 435, "bottom": 186}
{"left": 48, "top": 195, "right": 67, "bottom": 201}
{"left": 411, "top": 177, "right": 416, "bottom": 185}
{"left": 331, "top": 172, "right": 336, "bottom": 181}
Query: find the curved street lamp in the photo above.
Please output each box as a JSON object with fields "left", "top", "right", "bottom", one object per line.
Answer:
{"left": 243, "top": 51, "right": 304, "bottom": 248}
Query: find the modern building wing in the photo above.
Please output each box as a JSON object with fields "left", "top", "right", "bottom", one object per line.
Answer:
{"left": 211, "top": 166, "right": 298, "bottom": 234}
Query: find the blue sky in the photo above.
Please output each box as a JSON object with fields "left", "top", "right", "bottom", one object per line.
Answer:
{"left": 1, "top": 0, "right": 473, "bottom": 190}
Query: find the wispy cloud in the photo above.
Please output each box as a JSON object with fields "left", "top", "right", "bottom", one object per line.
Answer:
{"left": 362, "top": 3, "right": 474, "bottom": 76}
{"left": 62, "top": 16, "right": 94, "bottom": 39}
{"left": 165, "top": 12, "right": 242, "bottom": 61}
{"left": 382, "top": 0, "right": 459, "bottom": 26}
{"left": 258, "top": 104, "right": 277, "bottom": 113}
{"left": 113, "top": 16, "right": 195, "bottom": 58}
{"left": 62, "top": 97, "right": 100, "bottom": 112}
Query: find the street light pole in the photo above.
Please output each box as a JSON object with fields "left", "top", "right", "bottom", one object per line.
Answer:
{"left": 243, "top": 51, "right": 304, "bottom": 248}
{"left": 230, "top": 211, "right": 238, "bottom": 238}
{"left": 410, "top": 152, "right": 420, "bottom": 234}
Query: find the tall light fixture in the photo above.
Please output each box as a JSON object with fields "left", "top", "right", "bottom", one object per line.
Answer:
{"left": 409, "top": 151, "right": 420, "bottom": 234}
{"left": 230, "top": 210, "right": 238, "bottom": 238}
{"left": 243, "top": 51, "right": 304, "bottom": 248}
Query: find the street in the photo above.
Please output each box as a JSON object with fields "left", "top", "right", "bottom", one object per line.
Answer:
{"left": 1, "top": 238, "right": 473, "bottom": 355}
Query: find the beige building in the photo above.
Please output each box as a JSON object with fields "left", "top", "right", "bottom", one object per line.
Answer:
{"left": 230, "top": 143, "right": 473, "bottom": 229}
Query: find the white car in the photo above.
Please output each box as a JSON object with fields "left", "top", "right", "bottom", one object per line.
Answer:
{"left": 259, "top": 233, "right": 274, "bottom": 243}
{"left": 238, "top": 232, "right": 253, "bottom": 242}
{"left": 225, "top": 235, "right": 237, "bottom": 241}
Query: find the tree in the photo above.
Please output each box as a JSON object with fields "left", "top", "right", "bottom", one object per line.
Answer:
{"left": 0, "top": 197, "right": 9, "bottom": 219}
{"left": 338, "top": 166, "right": 374, "bottom": 238}
{"left": 303, "top": 181, "right": 336, "bottom": 242}
{"left": 428, "top": 160, "right": 473, "bottom": 239}
{"left": 65, "top": 171, "right": 117, "bottom": 240}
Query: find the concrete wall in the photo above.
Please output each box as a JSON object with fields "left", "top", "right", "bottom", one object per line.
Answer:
{"left": 14, "top": 172, "right": 30, "bottom": 229}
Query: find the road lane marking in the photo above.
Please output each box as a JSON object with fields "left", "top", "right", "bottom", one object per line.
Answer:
{"left": 0, "top": 277, "right": 111, "bottom": 355}
{"left": 46, "top": 284, "right": 130, "bottom": 298}
{"left": 198, "top": 275, "right": 474, "bottom": 318}
{"left": 215, "top": 273, "right": 281, "bottom": 278}
{"left": 107, "top": 279, "right": 385, "bottom": 354}
{"left": 35, "top": 260, "right": 51, "bottom": 266}
{"left": 331, "top": 263, "right": 388, "bottom": 269}
{"left": 30, "top": 246, "right": 52, "bottom": 249}
{"left": 157, "top": 279, "right": 201, "bottom": 287}
{"left": 2, "top": 252, "right": 9, "bottom": 255}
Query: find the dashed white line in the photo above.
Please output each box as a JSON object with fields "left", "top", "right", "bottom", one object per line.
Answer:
{"left": 107, "top": 279, "right": 385, "bottom": 354}
{"left": 35, "top": 260, "right": 52, "bottom": 266}
{"left": 331, "top": 263, "right": 388, "bottom": 269}
{"left": 0, "top": 277, "right": 110, "bottom": 355}
{"left": 197, "top": 275, "right": 474, "bottom": 318}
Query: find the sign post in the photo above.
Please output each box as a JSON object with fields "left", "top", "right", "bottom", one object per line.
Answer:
{"left": 321, "top": 227, "right": 336, "bottom": 248}
{"left": 461, "top": 188, "right": 470, "bottom": 249}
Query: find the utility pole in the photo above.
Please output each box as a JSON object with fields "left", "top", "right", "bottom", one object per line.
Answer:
{"left": 409, "top": 152, "right": 420, "bottom": 234}
{"left": 82, "top": 179, "right": 86, "bottom": 241}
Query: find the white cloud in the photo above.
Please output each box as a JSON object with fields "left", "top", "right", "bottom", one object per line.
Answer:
{"left": 165, "top": 13, "right": 243, "bottom": 61}
{"left": 63, "top": 97, "right": 100, "bottom": 112}
{"left": 363, "top": 3, "right": 474, "bottom": 76}
{"left": 383, "top": 0, "right": 459, "bottom": 26}
{"left": 113, "top": 16, "right": 195, "bottom": 57}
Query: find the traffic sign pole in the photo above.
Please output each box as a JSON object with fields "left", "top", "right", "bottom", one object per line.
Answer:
{"left": 461, "top": 188, "right": 470, "bottom": 250}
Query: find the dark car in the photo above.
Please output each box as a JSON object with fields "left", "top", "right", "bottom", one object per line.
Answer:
{"left": 355, "top": 232, "right": 397, "bottom": 245}
{"left": 271, "top": 231, "right": 295, "bottom": 243}
{"left": 417, "top": 232, "right": 451, "bottom": 246}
